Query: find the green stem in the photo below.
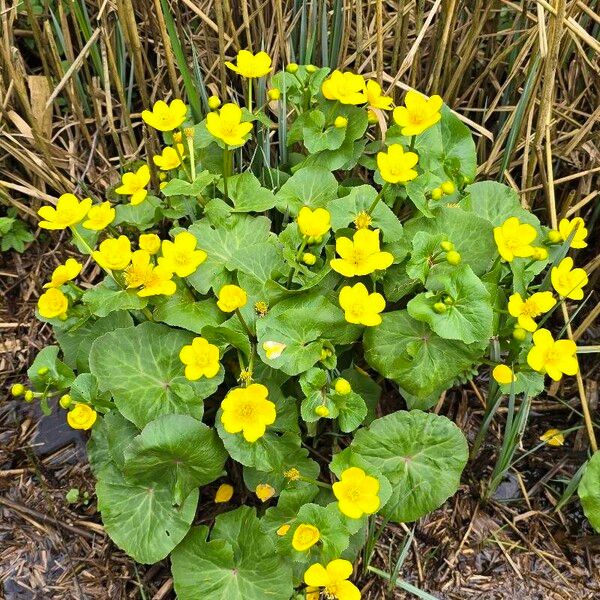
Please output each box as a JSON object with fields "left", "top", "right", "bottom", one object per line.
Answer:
{"left": 187, "top": 137, "right": 196, "bottom": 182}
{"left": 248, "top": 79, "right": 253, "bottom": 113}
{"left": 367, "top": 183, "right": 389, "bottom": 215}
{"left": 286, "top": 238, "right": 309, "bottom": 288}
{"left": 235, "top": 308, "right": 254, "bottom": 339}
{"left": 298, "top": 476, "right": 331, "bottom": 489}
{"left": 409, "top": 134, "right": 416, "bottom": 152}
{"left": 223, "top": 145, "right": 230, "bottom": 203}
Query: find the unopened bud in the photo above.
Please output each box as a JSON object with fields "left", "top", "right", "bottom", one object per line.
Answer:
{"left": 315, "top": 405, "right": 329, "bottom": 417}
{"left": 513, "top": 327, "right": 528, "bottom": 342}
{"left": 24, "top": 390, "right": 34, "bottom": 402}
{"left": 433, "top": 302, "right": 447, "bottom": 314}
{"left": 547, "top": 230, "right": 562, "bottom": 244}
{"left": 267, "top": 88, "right": 281, "bottom": 101}
{"left": 59, "top": 394, "right": 73, "bottom": 409}
{"left": 286, "top": 63, "right": 299, "bottom": 74}
{"left": 334, "top": 116, "right": 348, "bottom": 129}
{"left": 302, "top": 252, "right": 317, "bottom": 266}
{"left": 305, "top": 65, "right": 317, "bottom": 74}
{"left": 11, "top": 383, "right": 25, "bottom": 397}
{"left": 207, "top": 95, "right": 221, "bottom": 110}
{"left": 440, "top": 241, "right": 454, "bottom": 252}
{"left": 441, "top": 181, "right": 456, "bottom": 195}
{"left": 431, "top": 187, "right": 443, "bottom": 200}
{"left": 446, "top": 250, "right": 462, "bottom": 265}
{"left": 334, "top": 378, "right": 352, "bottom": 395}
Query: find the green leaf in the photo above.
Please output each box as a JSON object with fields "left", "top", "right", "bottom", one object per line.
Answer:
{"left": 96, "top": 462, "right": 198, "bottom": 563}
{"left": 329, "top": 185, "right": 403, "bottom": 242}
{"left": 114, "top": 195, "right": 162, "bottom": 230}
{"left": 187, "top": 214, "right": 284, "bottom": 293}
{"left": 88, "top": 410, "right": 139, "bottom": 475}
{"left": 302, "top": 110, "right": 346, "bottom": 153}
{"left": 256, "top": 295, "right": 360, "bottom": 376}
{"left": 70, "top": 373, "right": 113, "bottom": 412}
{"left": 350, "top": 410, "right": 468, "bottom": 522}
{"left": 407, "top": 264, "right": 493, "bottom": 344}
{"left": 123, "top": 414, "right": 227, "bottom": 505}
{"left": 498, "top": 369, "right": 545, "bottom": 398}
{"left": 161, "top": 171, "right": 213, "bottom": 197}
{"left": 406, "top": 232, "right": 446, "bottom": 283}
{"left": 275, "top": 166, "right": 338, "bottom": 215}
{"left": 55, "top": 311, "right": 134, "bottom": 371}
{"left": 363, "top": 310, "right": 485, "bottom": 399}
{"left": 82, "top": 279, "right": 148, "bottom": 318}
{"left": 404, "top": 207, "right": 495, "bottom": 276}
{"left": 332, "top": 391, "right": 368, "bottom": 433}
{"left": 0, "top": 216, "right": 34, "bottom": 252}
{"left": 89, "top": 322, "right": 223, "bottom": 428}
{"left": 225, "top": 172, "right": 277, "bottom": 213}
{"left": 171, "top": 507, "right": 293, "bottom": 600}
{"left": 579, "top": 453, "right": 600, "bottom": 533}
{"left": 27, "top": 346, "right": 75, "bottom": 391}
{"left": 153, "top": 292, "right": 225, "bottom": 334}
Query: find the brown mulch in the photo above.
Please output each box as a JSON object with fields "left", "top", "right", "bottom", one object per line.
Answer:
{"left": 1, "top": 242, "right": 599, "bottom": 599}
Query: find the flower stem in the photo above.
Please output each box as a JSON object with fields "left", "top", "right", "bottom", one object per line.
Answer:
{"left": 235, "top": 308, "right": 254, "bottom": 340}
{"left": 299, "top": 475, "right": 332, "bottom": 489}
{"left": 223, "top": 145, "right": 230, "bottom": 203}
{"left": 409, "top": 134, "right": 416, "bottom": 152}
{"left": 367, "top": 183, "right": 389, "bottom": 216}
{"left": 248, "top": 79, "right": 253, "bottom": 113}
{"left": 286, "top": 237, "right": 308, "bottom": 288}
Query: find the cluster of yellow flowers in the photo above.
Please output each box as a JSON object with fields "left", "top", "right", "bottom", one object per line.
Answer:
{"left": 492, "top": 215, "right": 588, "bottom": 385}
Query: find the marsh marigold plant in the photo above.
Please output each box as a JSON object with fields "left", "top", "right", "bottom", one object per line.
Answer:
{"left": 22, "top": 52, "right": 594, "bottom": 600}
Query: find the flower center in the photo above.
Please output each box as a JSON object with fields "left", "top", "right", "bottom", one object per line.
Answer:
{"left": 521, "top": 299, "right": 540, "bottom": 318}
{"left": 239, "top": 403, "right": 255, "bottom": 419}
{"left": 195, "top": 353, "right": 210, "bottom": 367}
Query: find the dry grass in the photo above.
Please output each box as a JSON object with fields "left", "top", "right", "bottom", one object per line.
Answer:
{"left": 1, "top": 0, "right": 599, "bottom": 598}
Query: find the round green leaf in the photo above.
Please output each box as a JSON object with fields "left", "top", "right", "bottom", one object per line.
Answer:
{"left": 123, "top": 415, "right": 227, "bottom": 505}
{"left": 96, "top": 463, "right": 198, "bottom": 564}
{"left": 89, "top": 322, "right": 223, "bottom": 428}
{"left": 579, "top": 452, "right": 600, "bottom": 532}
{"left": 171, "top": 507, "right": 293, "bottom": 600}
{"left": 349, "top": 410, "right": 468, "bottom": 522}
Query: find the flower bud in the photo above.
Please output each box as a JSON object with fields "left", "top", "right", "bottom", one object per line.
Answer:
{"left": 207, "top": 95, "right": 221, "bottom": 110}
{"left": 172, "top": 132, "right": 183, "bottom": 143}
{"left": 315, "top": 405, "right": 330, "bottom": 417}
{"left": 367, "top": 109, "right": 378, "bottom": 124}
{"left": 59, "top": 394, "right": 73, "bottom": 409}
{"left": 446, "top": 250, "right": 462, "bottom": 265}
{"left": 547, "top": 230, "right": 562, "bottom": 244}
{"left": 302, "top": 252, "right": 317, "bottom": 266}
{"left": 305, "top": 64, "right": 317, "bottom": 73}
{"left": 431, "top": 187, "right": 443, "bottom": 200}
{"left": 441, "top": 181, "right": 456, "bottom": 195}
{"left": 443, "top": 295, "right": 454, "bottom": 305}
{"left": 37, "top": 366, "right": 49, "bottom": 377}
{"left": 433, "top": 302, "right": 447, "bottom": 314}
{"left": 320, "top": 348, "right": 332, "bottom": 361}
{"left": 267, "top": 88, "right": 281, "bottom": 101}
{"left": 334, "top": 378, "right": 352, "bottom": 395}
{"left": 11, "top": 383, "right": 25, "bottom": 397}
{"left": 24, "top": 390, "right": 34, "bottom": 402}
{"left": 334, "top": 116, "right": 348, "bottom": 129}
{"left": 532, "top": 246, "right": 549, "bottom": 261}
{"left": 440, "top": 241, "right": 454, "bottom": 252}
{"left": 512, "top": 326, "right": 527, "bottom": 342}
{"left": 286, "top": 63, "right": 299, "bottom": 74}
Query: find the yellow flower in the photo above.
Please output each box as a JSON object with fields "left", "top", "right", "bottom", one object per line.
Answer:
{"left": 225, "top": 49, "right": 272, "bottom": 78}
{"left": 527, "top": 328, "right": 578, "bottom": 381}
{"left": 217, "top": 284, "right": 247, "bottom": 312}
{"left": 38, "top": 193, "right": 92, "bottom": 230}
{"left": 43, "top": 258, "right": 82, "bottom": 289}
{"left": 115, "top": 164, "right": 150, "bottom": 206}
{"left": 137, "top": 264, "right": 176, "bottom": 297}
{"left": 153, "top": 144, "right": 184, "bottom": 170}
{"left": 333, "top": 466, "right": 380, "bottom": 519}
{"left": 551, "top": 257, "right": 588, "bottom": 300}
{"left": 83, "top": 201, "right": 115, "bottom": 231}
{"left": 330, "top": 229, "right": 393, "bottom": 277}
{"left": 139, "top": 233, "right": 161, "bottom": 254}
{"left": 492, "top": 365, "right": 516, "bottom": 385}
{"left": 297, "top": 206, "right": 331, "bottom": 240}
{"left": 179, "top": 337, "right": 220, "bottom": 380}
{"left": 292, "top": 524, "right": 321, "bottom": 552}
{"left": 263, "top": 341, "right": 286, "bottom": 359}
{"left": 507, "top": 291, "right": 556, "bottom": 332}
{"left": 392, "top": 89, "right": 443, "bottom": 136}
{"left": 214, "top": 483, "right": 233, "bottom": 503}
{"left": 38, "top": 288, "right": 68, "bottom": 319}
{"left": 142, "top": 99, "right": 187, "bottom": 131}
{"left": 366, "top": 80, "right": 393, "bottom": 110}
{"left": 354, "top": 211, "right": 372, "bottom": 230}
{"left": 304, "top": 559, "right": 360, "bottom": 600}
{"left": 208, "top": 95, "right": 221, "bottom": 110}
{"left": 339, "top": 283, "right": 385, "bottom": 326}
{"left": 206, "top": 103, "right": 253, "bottom": 146}
{"left": 67, "top": 403, "right": 97, "bottom": 430}
{"left": 277, "top": 524, "right": 291, "bottom": 536}
{"left": 158, "top": 231, "right": 207, "bottom": 278}
{"left": 334, "top": 378, "right": 352, "bottom": 395}
{"left": 220, "top": 383, "right": 276, "bottom": 442}
{"left": 558, "top": 217, "right": 587, "bottom": 248}
{"left": 493, "top": 217, "right": 537, "bottom": 262}
{"left": 124, "top": 250, "right": 152, "bottom": 288}
{"left": 255, "top": 483, "right": 276, "bottom": 502}
{"left": 93, "top": 235, "right": 132, "bottom": 271}
{"left": 377, "top": 144, "right": 419, "bottom": 184}
{"left": 540, "top": 428, "right": 565, "bottom": 447}
{"left": 321, "top": 70, "right": 367, "bottom": 105}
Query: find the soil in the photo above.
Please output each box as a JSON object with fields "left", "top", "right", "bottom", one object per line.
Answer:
{"left": 1, "top": 241, "right": 599, "bottom": 599}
